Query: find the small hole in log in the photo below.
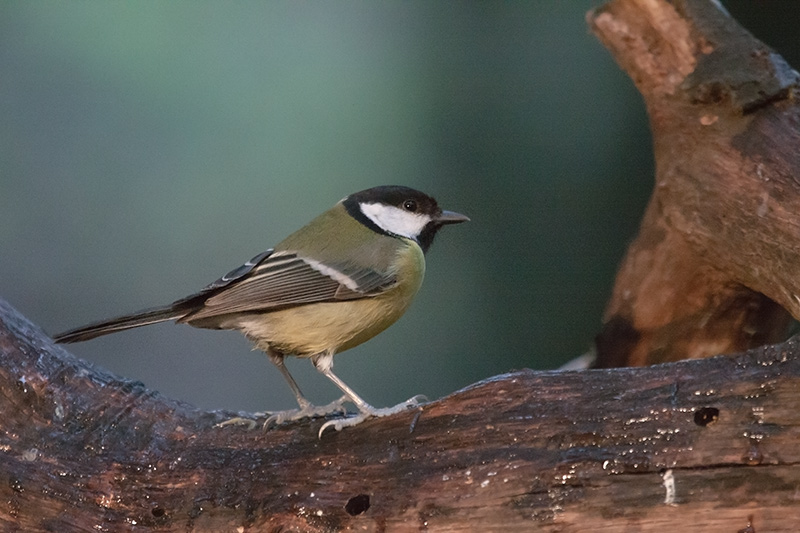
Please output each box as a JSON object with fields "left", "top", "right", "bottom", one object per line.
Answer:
{"left": 345, "top": 494, "right": 370, "bottom": 515}
{"left": 694, "top": 407, "right": 719, "bottom": 426}
{"left": 151, "top": 507, "right": 166, "bottom": 518}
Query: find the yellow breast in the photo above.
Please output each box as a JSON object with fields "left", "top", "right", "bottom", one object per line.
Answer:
{"left": 237, "top": 240, "right": 425, "bottom": 357}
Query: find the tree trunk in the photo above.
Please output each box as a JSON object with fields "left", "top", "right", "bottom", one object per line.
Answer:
{"left": 3, "top": 0, "right": 800, "bottom": 531}
{"left": 593, "top": 0, "right": 800, "bottom": 367}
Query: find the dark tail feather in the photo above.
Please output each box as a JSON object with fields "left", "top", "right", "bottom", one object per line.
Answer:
{"left": 52, "top": 306, "right": 185, "bottom": 344}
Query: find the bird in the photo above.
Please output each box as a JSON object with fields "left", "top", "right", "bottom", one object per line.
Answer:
{"left": 53, "top": 185, "right": 469, "bottom": 435}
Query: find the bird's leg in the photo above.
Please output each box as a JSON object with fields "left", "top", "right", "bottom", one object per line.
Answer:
{"left": 269, "top": 349, "right": 312, "bottom": 410}
{"left": 215, "top": 349, "right": 348, "bottom": 430}
{"left": 312, "top": 352, "right": 426, "bottom": 437}
{"left": 261, "top": 349, "right": 348, "bottom": 429}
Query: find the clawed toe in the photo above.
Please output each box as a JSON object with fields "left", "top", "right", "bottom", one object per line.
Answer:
{"left": 318, "top": 413, "right": 370, "bottom": 437}
{"left": 398, "top": 394, "right": 427, "bottom": 409}
{"left": 262, "top": 395, "right": 350, "bottom": 430}
{"left": 215, "top": 394, "right": 427, "bottom": 436}
{"left": 214, "top": 416, "right": 260, "bottom": 430}
{"left": 317, "top": 395, "right": 427, "bottom": 437}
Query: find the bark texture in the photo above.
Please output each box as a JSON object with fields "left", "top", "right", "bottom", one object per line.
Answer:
{"left": 592, "top": 0, "right": 800, "bottom": 367}
{"left": 2, "top": 298, "right": 800, "bottom": 532}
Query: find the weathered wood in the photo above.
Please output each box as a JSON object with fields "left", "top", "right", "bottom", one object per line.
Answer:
{"left": 592, "top": 0, "right": 800, "bottom": 367}
{"left": 2, "top": 297, "right": 800, "bottom": 532}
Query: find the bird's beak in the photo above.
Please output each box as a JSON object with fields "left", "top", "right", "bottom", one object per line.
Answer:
{"left": 437, "top": 210, "right": 470, "bottom": 225}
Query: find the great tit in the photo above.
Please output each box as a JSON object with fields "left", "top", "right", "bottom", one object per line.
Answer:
{"left": 54, "top": 185, "right": 469, "bottom": 434}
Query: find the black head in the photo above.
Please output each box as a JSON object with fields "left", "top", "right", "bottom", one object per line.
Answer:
{"left": 342, "top": 185, "right": 469, "bottom": 252}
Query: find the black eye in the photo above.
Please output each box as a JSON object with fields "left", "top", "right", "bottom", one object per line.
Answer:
{"left": 403, "top": 199, "right": 417, "bottom": 212}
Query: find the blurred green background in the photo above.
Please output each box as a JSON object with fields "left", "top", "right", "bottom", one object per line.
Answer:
{"left": 2, "top": 1, "right": 798, "bottom": 413}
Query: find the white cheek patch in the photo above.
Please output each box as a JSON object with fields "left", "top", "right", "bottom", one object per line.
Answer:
{"left": 360, "top": 202, "right": 432, "bottom": 240}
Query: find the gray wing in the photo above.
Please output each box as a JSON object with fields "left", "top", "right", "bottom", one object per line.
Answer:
{"left": 178, "top": 250, "right": 396, "bottom": 321}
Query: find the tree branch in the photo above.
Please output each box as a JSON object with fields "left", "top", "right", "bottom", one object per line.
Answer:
{"left": 3, "top": 296, "right": 800, "bottom": 531}
{"left": 592, "top": 0, "right": 800, "bottom": 367}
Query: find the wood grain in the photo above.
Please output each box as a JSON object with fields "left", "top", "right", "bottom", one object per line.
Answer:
{"left": 2, "top": 298, "right": 800, "bottom": 531}
{"left": 592, "top": 0, "right": 800, "bottom": 366}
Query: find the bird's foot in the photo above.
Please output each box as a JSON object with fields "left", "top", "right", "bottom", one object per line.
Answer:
{"left": 318, "top": 394, "right": 427, "bottom": 437}
{"left": 262, "top": 395, "right": 350, "bottom": 430}
{"left": 214, "top": 412, "right": 270, "bottom": 430}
